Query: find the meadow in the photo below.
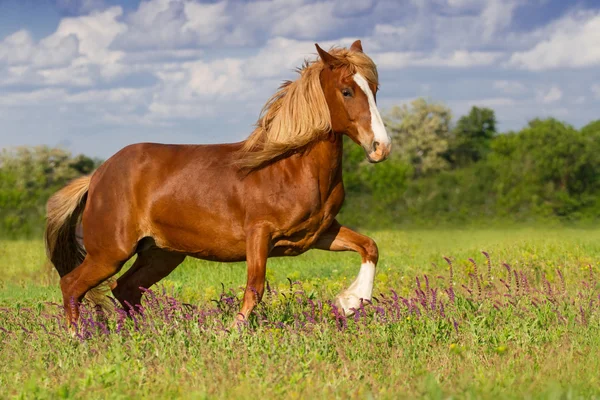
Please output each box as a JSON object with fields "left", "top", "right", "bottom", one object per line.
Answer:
{"left": 1, "top": 228, "right": 600, "bottom": 399}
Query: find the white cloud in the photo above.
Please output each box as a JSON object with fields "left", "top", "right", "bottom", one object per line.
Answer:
{"left": 56, "top": 0, "right": 107, "bottom": 14}
{"left": 376, "top": 50, "right": 503, "bottom": 69}
{"left": 147, "top": 57, "right": 254, "bottom": 120}
{"left": 493, "top": 80, "right": 526, "bottom": 94}
{"left": 373, "top": 24, "right": 407, "bottom": 36}
{"left": 34, "top": 35, "right": 80, "bottom": 67}
{"left": 185, "top": 58, "right": 250, "bottom": 98}
{"left": 37, "top": 64, "right": 97, "bottom": 86}
{"left": 119, "top": 0, "right": 233, "bottom": 49}
{"left": 116, "top": 0, "right": 346, "bottom": 49}
{"left": 271, "top": 1, "right": 342, "bottom": 39}
{"left": 0, "top": 31, "right": 36, "bottom": 65}
{"left": 451, "top": 97, "right": 516, "bottom": 113}
{"left": 183, "top": 1, "right": 231, "bottom": 39}
{"left": 480, "top": 0, "right": 517, "bottom": 41}
{"left": 2, "top": 0, "right": 600, "bottom": 158}
{"left": 509, "top": 11, "right": 600, "bottom": 70}
{"left": 0, "top": 7, "right": 126, "bottom": 87}
{"left": 245, "top": 37, "right": 315, "bottom": 78}
{"left": 0, "top": 30, "right": 80, "bottom": 68}
{"left": 245, "top": 36, "right": 356, "bottom": 78}
{"left": 446, "top": 0, "right": 478, "bottom": 7}
{"left": 65, "top": 88, "right": 148, "bottom": 105}
{"left": 592, "top": 84, "right": 600, "bottom": 99}
{"left": 474, "top": 97, "right": 516, "bottom": 107}
{"left": 537, "top": 86, "right": 563, "bottom": 104}
{"left": 382, "top": 0, "right": 520, "bottom": 53}
{"left": 332, "top": 0, "right": 375, "bottom": 17}
{"left": 50, "top": 6, "right": 126, "bottom": 64}
{"left": 0, "top": 89, "right": 67, "bottom": 107}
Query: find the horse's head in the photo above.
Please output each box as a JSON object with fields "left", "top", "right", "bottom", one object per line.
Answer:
{"left": 316, "top": 41, "right": 391, "bottom": 163}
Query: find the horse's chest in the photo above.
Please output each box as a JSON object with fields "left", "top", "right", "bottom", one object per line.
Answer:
{"left": 271, "top": 184, "right": 343, "bottom": 255}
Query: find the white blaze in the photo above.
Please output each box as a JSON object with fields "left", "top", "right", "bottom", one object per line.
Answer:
{"left": 353, "top": 73, "right": 390, "bottom": 147}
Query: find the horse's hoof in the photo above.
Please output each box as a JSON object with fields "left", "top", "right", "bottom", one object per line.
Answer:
{"left": 335, "top": 292, "right": 362, "bottom": 317}
{"left": 228, "top": 314, "right": 248, "bottom": 332}
{"left": 68, "top": 324, "right": 77, "bottom": 338}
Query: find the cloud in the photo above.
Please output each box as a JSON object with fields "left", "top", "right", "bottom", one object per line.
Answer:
{"left": 376, "top": 50, "right": 503, "bottom": 69}
{"left": 50, "top": 6, "right": 126, "bottom": 64}
{"left": 332, "top": 0, "right": 375, "bottom": 17}
{"left": 493, "top": 80, "right": 526, "bottom": 94}
{"left": 509, "top": 11, "right": 600, "bottom": 70}
{"left": 115, "top": 0, "right": 351, "bottom": 50}
{"left": 373, "top": 0, "right": 521, "bottom": 53}
{"left": 0, "top": 7, "right": 126, "bottom": 87}
{"left": 445, "top": 0, "right": 479, "bottom": 7}
{"left": 56, "top": 0, "right": 107, "bottom": 15}
{"left": 0, "top": 30, "right": 80, "bottom": 68}
{"left": 271, "top": 1, "right": 344, "bottom": 39}
{"left": 245, "top": 37, "right": 313, "bottom": 79}
{"left": 118, "top": 0, "right": 233, "bottom": 49}
{"left": 373, "top": 24, "right": 407, "bottom": 37}
{"left": 183, "top": 1, "right": 231, "bottom": 39}
{"left": 0, "top": 88, "right": 67, "bottom": 107}
{"left": 479, "top": 0, "right": 518, "bottom": 41}
{"left": 0, "top": 31, "right": 35, "bottom": 65}
{"left": 1, "top": 0, "right": 600, "bottom": 158}
{"left": 537, "top": 86, "right": 563, "bottom": 104}
{"left": 451, "top": 96, "right": 516, "bottom": 112}
{"left": 245, "top": 36, "right": 357, "bottom": 78}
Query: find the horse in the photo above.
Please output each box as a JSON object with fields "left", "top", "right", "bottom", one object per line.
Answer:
{"left": 44, "top": 40, "right": 391, "bottom": 331}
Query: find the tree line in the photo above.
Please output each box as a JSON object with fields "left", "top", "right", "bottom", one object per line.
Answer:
{"left": 340, "top": 98, "right": 600, "bottom": 228}
{"left": 1, "top": 99, "right": 599, "bottom": 238}
{"left": 0, "top": 147, "right": 101, "bottom": 238}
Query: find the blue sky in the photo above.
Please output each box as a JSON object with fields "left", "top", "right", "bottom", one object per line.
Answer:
{"left": 1, "top": 0, "right": 599, "bottom": 158}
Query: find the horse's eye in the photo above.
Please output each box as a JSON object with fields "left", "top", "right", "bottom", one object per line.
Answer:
{"left": 341, "top": 88, "right": 353, "bottom": 98}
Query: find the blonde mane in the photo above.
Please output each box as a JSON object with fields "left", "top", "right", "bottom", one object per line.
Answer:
{"left": 237, "top": 46, "right": 379, "bottom": 169}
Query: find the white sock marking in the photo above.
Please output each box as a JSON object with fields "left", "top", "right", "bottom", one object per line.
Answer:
{"left": 347, "top": 261, "right": 376, "bottom": 301}
{"left": 353, "top": 73, "right": 390, "bottom": 147}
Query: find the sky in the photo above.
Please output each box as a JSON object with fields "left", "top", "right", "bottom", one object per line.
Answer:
{"left": 1, "top": 0, "right": 599, "bottom": 158}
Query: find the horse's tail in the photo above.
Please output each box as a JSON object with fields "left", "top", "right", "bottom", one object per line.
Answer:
{"left": 44, "top": 175, "right": 113, "bottom": 309}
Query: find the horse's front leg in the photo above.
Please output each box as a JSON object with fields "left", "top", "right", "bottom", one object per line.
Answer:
{"left": 312, "top": 220, "right": 379, "bottom": 316}
{"left": 235, "top": 225, "right": 272, "bottom": 324}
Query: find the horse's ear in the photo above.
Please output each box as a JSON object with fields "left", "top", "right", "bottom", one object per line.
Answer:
{"left": 350, "top": 40, "right": 363, "bottom": 53}
{"left": 315, "top": 43, "right": 338, "bottom": 69}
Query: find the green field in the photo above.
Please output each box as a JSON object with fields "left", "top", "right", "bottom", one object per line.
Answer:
{"left": 1, "top": 228, "right": 600, "bottom": 399}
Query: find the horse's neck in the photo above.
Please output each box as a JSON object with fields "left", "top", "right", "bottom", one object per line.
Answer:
{"left": 302, "top": 133, "right": 344, "bottom": 190}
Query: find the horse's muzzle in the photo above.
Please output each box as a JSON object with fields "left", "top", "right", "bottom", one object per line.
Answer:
{"left": 366, "top": 141, "right": 391, "bottom": 163}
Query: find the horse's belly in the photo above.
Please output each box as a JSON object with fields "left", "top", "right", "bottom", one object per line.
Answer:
{"left": 270, "top": 212, "right": 336, "bottom": 256}
{"left": 151, "top": 219, "right": 247, "bottom": 262}
{"left": 187, "top": 251, "right": 246, "bottom": 263}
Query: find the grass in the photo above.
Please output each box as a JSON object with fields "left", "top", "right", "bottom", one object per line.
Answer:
{"left": 1, "top": 228, "right": 600, "bottom": 399}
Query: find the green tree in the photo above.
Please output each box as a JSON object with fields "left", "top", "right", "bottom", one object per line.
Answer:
{"left": 0, "top": 146, "right": 100, "bottom": 238}
{"left": 341, "top": 136, "right": 368, "bottom": 193}
{"left": 448, "top": 106, "right": 496, "bottom": 167}
{"left": 487, "top": 118, "right": 600, "bottom": 217}
{"left": 384, "top": 98, "right": 452, "bottom": 176}
{"left": 340, "top": 136, "right": 412, "bottom": 227}
{"left": 581, "top": 119, "right": 600, "bottom": 137}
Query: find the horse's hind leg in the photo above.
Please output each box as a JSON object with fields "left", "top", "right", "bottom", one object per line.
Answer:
{"left": 112, "top": 248, "right": 185, "bottom": 311}
{"left": 60, "top": 253, "right": 131, "bottom": 328}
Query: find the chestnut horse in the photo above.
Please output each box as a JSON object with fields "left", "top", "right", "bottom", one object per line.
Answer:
{"left": 45, "top": 40, "right": 391, "bottom": 330}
